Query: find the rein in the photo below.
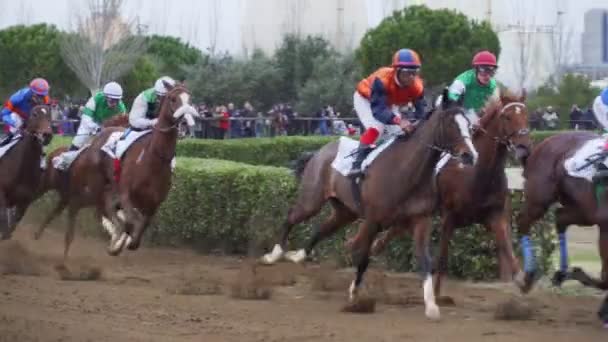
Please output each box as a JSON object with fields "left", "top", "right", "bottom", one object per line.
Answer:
{"left": 474, "top": 102, "right": 529, "bottom": 151}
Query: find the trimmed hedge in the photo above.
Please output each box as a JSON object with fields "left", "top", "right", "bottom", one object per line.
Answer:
{"left": 27, "top": 157, "right": 555, "bottom": 280}
{"left": 48, "top": 131, "right": 567, "bottom": 168}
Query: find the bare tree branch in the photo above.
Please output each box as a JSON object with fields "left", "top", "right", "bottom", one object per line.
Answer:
{"left": 60, "top": 0, "right": 147, "bottom": 94}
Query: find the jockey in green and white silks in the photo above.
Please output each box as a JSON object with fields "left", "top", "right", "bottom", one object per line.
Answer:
{"left": 70, "top": 82, "right": 127, "bottom": 151}
{"left": 447, "top": 51, "right": 500, "bottom": 125}
{"left": 126, "top": 76, "right": 176, "bottom": 133}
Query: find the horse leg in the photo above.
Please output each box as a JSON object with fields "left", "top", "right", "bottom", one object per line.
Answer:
{"left": 63, "top": 204, "right": 79, "bottom": 263}
{"left": 33, "top": 199, "right": 67, "bottom": 240}
{"left": 261, "top": 191, "right": 328, "bottom": 264}
{"left": 284, "top": 199, "right": 356, "bottom": 263}
{"left": 551, "top": 206, "right": 585, "bottom": 286}
{"left": 348, "top": 220, "right": 379, "bottom": 303}
{"left": 371, "top": 224, "right": 409, "bottom": 256}
{"left": 569, "top": 226, "right": 608, "bottom": 291}
{"left": 413, "top": 215, "right": 440, "bottom": 320}
{"left": 486, "top": 208, "right": 520, "bottom": 282}
{"left": 515, "top": 181, "right": 554, "bottom": 293}
{"left": 7, "top": 202, "right": 28, "bottom": 237}
{"left": 434, "top": 215, "right": 454, "bottom": 304}
{"left": 0, "top": 192, "right": 9, "bottom": 240}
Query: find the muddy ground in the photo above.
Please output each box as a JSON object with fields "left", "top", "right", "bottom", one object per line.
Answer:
{"left": 0, "top": 227, "right": 605, "bottom": 342}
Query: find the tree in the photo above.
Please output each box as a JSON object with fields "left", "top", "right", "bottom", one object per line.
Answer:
{"left": 274, "top": 34, "right": 335, "bottom": 102}
{"left": 356, "top": 5, "right": 500, "bottom": 87}
{"left": 145, "top": 35, "right": 203, "bottom": 80}
{"left": 296, "top": 53, "right": 360, "bottom": 116}
{"left": 188, "top": 49, "right": 283, "bottom": 109}
{"left": 60, "top": 0, "right": 147, "bottom": 94}
{"left": 0, "top": 24, "right": 83, "bottom": 99}
{"left": 119, "top": 56, "right": 159, "bottom": 109}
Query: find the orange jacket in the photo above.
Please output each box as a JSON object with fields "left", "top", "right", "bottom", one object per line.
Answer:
{"left": 356, "top": 67, "right": 425, "bottom": 124}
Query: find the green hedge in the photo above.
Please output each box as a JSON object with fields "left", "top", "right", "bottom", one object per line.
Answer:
{"left": 48, "top": 131, "right": 566, "bottom": 168}
{"left": 26, "top": 157, "right": 555, "bottom": 280}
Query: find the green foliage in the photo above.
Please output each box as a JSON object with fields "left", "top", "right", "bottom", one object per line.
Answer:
{"left": 356, "top": 5, "right": 500, "bottom": 87}
{"left": 120, "top": 56, "right": 160, "bottom": 109}
{"left": 528, "top": 74, "right": 602, "bottom": 128}
{"left": 296, "top": 53, "right": 361, "bottom": 115}
{"left": 188, "top": 50, "right": 284, "bottom": 109}
{"left": 0, "top": 24, "right": 84, "bottom": 99}
{"left": 145, "top": 35, "right": 204, "bottom": 80}
{"left": 274, "top": 34, "right": 336, "bottom": 102}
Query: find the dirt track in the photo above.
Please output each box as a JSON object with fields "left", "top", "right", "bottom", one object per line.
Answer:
{"left": 0, "top": 227, "right": 606, "bottom": 342}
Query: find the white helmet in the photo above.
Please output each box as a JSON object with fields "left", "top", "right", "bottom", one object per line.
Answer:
{"left": 154, "top": 76, "right": 176, "bottom": 96}
{"left": 103, "top": 81, "right": 123, "bottom": 100}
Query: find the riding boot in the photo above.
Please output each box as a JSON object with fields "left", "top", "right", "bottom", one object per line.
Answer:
{"left": 0, "top": 132, "right": 13, "bottom": 146}
{"left": 68, "top": 144, "right": 79, "bottom": 151}
{"left": 349, "top": 143, "right": 372, "bottom": 177}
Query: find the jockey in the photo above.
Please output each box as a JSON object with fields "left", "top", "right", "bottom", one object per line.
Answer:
{"left": 447, "top": 50, "right": 500, "bottom": 124}
{"left": 69, "top": 81, "right": 126, "bottom": 151}
{"left": 349, "top": 48, "right": 426, "bottom": 176}
{"left": 124, "top": 76, "right": 176, "bottom": 136}
{"left": 1, "top": 78, "right": 50, "bottom": 142}
{"left": 593, "top": 87, "right": 608, "bottom": 133}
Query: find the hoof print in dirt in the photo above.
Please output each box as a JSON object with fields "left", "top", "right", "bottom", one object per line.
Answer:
{"left": 341, "top": 296, "right": 376, "bottom": 314}
{"left": 494, "top": 298, "right": 534, "bottom": 321}
{"left": 230, "top": 261, "right": 272, "bottom": 300}
{"left": 55, "top": 264, "right": 102, "bottom": 281}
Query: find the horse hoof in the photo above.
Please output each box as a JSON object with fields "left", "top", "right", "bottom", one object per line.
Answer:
{"left": 260, "top": 244, "right": 284, "bottom": 265}
{"left": 285, "top": 249, "right": 307, "bottom": 264}
{"left": 425, "top": 304, "right": 441, "bottom": 321}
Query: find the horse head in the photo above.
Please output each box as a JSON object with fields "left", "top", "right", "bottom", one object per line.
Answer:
{"left": 26, "top": 105, "right": 53, "bottom": 146}
{"left": 432, "top": 102, "right": 478, "bottom": 167}
{"left": 157, "top": 82, "right": 199, "bottom": 130}
{"left": 479, "top": 89, "right": 531, "bottom": 165}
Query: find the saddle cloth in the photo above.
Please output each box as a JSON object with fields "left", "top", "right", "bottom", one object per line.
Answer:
{"left": 101, "top": 129, "right": 152, "bottom": 160}
{"left": 331, "top": 136, "right": 398, "bottom": 177}
{"left": 0, "top": 134, "right": 22, "bottom": 160}
{"left": 564, "top": 137, "right": 608, "bottom": 182}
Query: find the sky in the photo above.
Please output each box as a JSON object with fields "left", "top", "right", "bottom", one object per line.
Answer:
{"left": 1, "top": 0, "right": 606, "bottom": 55}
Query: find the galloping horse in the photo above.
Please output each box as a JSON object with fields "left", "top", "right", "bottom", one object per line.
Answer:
{"left": 34, "top": 83, "right": 198, "bottom": 260}
{"left": 516, "top": 131, "right": 608, "bottom": 326}
{"left": 0, "top": 105, "right": 53, "bottom": 239}
{"left": 100, "top": 83, "right": 198, "bottom": 255}
{"left": 363, "top": 92, "right": 532, "bottom": 300}
{"left": 262, "top": 94, "right": 478, "bottom": 320}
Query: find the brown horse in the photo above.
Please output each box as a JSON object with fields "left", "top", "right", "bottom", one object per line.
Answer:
{"left": 516, "top": 131, "right": 608, "bottom": 326}
{"left": 363, "top": 92, "right": 532, "bottom": 300}
{"left": 34, "top": 83, "right": 198, "bottom": 260}
{"left": 261, "top": 97, "right": 477, "bottom": 320}
{"left": 0, "top": 105, "right": 53, "bottom": 239}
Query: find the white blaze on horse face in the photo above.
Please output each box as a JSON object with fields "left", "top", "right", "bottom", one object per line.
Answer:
{"left": 173, "top": 93, "right": 199, "bottom": 122}
{"left": 454, "top": 113, "right": 478, "bottom": 164}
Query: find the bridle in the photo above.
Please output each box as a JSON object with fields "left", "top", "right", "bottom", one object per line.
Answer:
{"left": 474, "top": 102, "right": 530, "bottom": 151}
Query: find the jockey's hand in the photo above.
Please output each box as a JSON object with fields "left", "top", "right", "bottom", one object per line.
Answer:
{"left": 391, "top": 115, "right": 402, "bottom": 125}
{"left": 400, "top": 119, "right": 414, "bottom": 133}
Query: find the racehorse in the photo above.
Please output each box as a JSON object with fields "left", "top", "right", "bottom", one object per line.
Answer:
{"left": 362, "top": 92, "right": 532, "bottom": 301}
{"left": 31, "top": 114, "right": 130, "bottom": 257}
{"left": 0, "top": 105, "right": 53, "bottom": 239}
{"left": 33, "top": 82, "right": 198, "bottom": 260}
{"left": 261, "top": 92, "right": 478, "bottom": 320}
{"left": 99, "top": 82, "right": 198, "bottom": 255}
{"left": 516, "top": 131, "right": 608, "bottom": 327}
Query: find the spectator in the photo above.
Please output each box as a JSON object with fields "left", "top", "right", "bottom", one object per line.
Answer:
{"left": 241, "top": 101, "right": 255, "bottom": 137}
{"left": 219, "top": 105, "right": 230, "bottom": 139}
{"left": 530, "top": 107, "right": 543, "bottom": 130}
{"left": 583, "top": 106, "right": 597, "bottom": 130}
{"left": 255, "top": 111, "right": 266, "bottom": 137}
{"left": 228, "top": 103, "right": 242, "bottom": 138}
{"left": 542, "top": 106, "right": 559, "bottom": 130}
{"left": 570, "top": 104, "right": 584, "bottom": 129}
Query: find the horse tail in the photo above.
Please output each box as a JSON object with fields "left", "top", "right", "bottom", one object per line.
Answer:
{"left": 290, "top": 151, "right": 316, "bottom": 181}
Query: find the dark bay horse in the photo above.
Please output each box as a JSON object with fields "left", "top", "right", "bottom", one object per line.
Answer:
{"left": 0, "top": 105, "right": 53, "bottom": 239}
{"left": 363, "top": 92, "right": 532, "bottom": 300}
{"left": 516, "top": 131, "right": 608, "bottom": 326}
{"left": 261, "top": 98, "right": 478, "bottom": 320}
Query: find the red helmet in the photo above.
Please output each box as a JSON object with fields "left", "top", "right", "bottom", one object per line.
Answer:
{"left": 472, "top": 51, "right": 497, "bottom": 67}
{"left": 29, "top": 78, "right": 50, "bottom": 96}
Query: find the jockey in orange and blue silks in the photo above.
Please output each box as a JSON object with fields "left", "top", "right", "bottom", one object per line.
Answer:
{"left": 1, "top": 78, "right": 50, "bottom": 136}
{"left": 349, "top": 48, "right": 426, "bottom": 176}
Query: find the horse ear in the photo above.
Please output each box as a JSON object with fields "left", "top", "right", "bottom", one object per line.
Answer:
{"left": 440, "top": 87, "right": 450, "bottom": 110}
{"left": 520, "top": 88, "right": 527, "bottom": 102}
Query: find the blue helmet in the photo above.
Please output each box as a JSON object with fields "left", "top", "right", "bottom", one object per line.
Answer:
{"left": 601, "top": 87, "right": 608, "bottom": 106}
